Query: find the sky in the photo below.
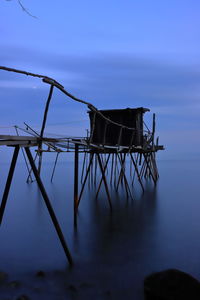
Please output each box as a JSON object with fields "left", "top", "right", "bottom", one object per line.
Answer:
{"left": 0, "top": 0, "right": 200, "bottom": 160}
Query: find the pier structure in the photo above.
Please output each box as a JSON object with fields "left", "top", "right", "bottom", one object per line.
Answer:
{"left": 0, "top": 66, "right": 164, "bottom": 264}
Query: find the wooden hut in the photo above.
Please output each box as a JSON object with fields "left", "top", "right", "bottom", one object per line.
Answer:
{"left": 88, "top": 107, "right": 149, "bottom": 147}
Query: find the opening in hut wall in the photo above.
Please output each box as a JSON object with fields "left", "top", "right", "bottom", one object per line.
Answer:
{"left": 88, "top": 107, "right": 149, "bottom": 147}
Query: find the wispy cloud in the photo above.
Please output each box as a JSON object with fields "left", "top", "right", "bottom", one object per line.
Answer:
{"left": 1, "top": 45, "right": 200, "bottom": 110}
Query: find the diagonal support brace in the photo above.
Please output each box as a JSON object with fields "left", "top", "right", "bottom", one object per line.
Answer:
{"left": 24, "top": 147, "right": 73, "bottom": 265}
{"left": 0, "top": 146, "right": 19, "bottom": 225}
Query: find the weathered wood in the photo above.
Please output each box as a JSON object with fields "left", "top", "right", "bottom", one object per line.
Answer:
{"left": 96, "top": 153, "right": 113, "bottom": 210}
{"left": 143, "top": 153, "right": 157, "bottom": 184}
{"left": 50, "top": 152, "right": 60, "bottom": 182}
{"left": 0, "top": 146, "right": 19, "bottom": 225}
{"left": 116, "top": 154, "right": 134, "bottom": 200}
{"left": 0, "top": 135, "right": 37, "bottom": 141}
{"left": 95, "top": 154, "right": 111, "bottom": 199}
{"left": 15, "top": 127, "right": 34, "bottom": 182}
{"left": 0, "top": 66, "right": 165, "bottom": 226}
{"left": 130, "top": 153, "right": 144, "bottom": 192}
{"left": 77, "top": 153, "right": 94, "bottom": 208}
{"left": 0, "top": 141, "right": 37, "bottom": 146}
{"left": 40, "top": 85, "right": 54, "bottom": 138}
{"left": 24, "top": 147, "right": 73, "bottom": 265}
{"left": 74, "top": 144, "right": 79, "bottom": 213}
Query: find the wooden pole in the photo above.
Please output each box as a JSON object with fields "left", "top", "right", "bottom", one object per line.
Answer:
{"left": 143, "top": 153, "right": 157, "bottom": 185}
{"left": 116, "top": 154, "right": 134, "bottom": 200}
{"left": 74, "top": 144, "right": 79, "bottom": 226}
{"left": 50, "top": 152, "right": 59, "bottom": 182}
{"left": 110, "top": 153, "right": 114, "bottom": 185}
{"left": 80, "top": 152, "right": 87, "bottom": 184}
{"left": 38, "top": 84, "right": 54, "bottom": 174}
{"left": 77, "top": 153, "right": 94, "bottom": 208}
{"left": 24, "top": 147, "right": 73, "bottom": 265}
{"left": 0, "top": 146, "right": 19, "bottom": 225}
{"left": 96, "top": 153, "right": 112, "bottom": 211}
{"left": 15, "top": 126, "right": 33, "bottom": 182}
{"left": 95, "top": 154, "right": 110, "bottom": 199}
{"left": 40, "top": 85, "right": 54, "bottom": 138}
{"left": 130, "top": 153, "right": 144, "bottom": 192}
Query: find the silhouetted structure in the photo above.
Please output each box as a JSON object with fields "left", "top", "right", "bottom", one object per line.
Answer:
{"left": 0, "top": 66, "right": 164, "bottom": 265}
{"left": 89, "top": 107, "right": 149, "bottom": 147}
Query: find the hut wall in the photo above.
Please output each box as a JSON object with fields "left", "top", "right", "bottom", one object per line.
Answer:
{"left": 88, "top": 108, "right": 146, "bottom": 147}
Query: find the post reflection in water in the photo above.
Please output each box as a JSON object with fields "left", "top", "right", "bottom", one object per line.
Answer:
{"left": 0, "top": 159, "right": 200, "bottom": 299}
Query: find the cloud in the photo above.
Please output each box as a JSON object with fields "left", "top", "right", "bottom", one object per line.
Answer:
{"left": 1, "top": 45, "right": 200, "bottom": 109}
{"left": 0, "top": 45, "right": 200, "bottom": 159}
{"left": 1, "top": 45, "right": 200, "bottom": 137}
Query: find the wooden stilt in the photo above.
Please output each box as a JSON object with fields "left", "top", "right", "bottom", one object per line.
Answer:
{"left": 51, "top": 152, "right": 59, "bottom": 182}
{"left": 143, "top": 153, "right": 157, "bottom": 185}
{"left": 38, "top": 84, "right": 54, "bottom": 175}
{"left": 15, "top": 127, "right": 34, "bottom": 182}
{"left": 114, "top": 153, "right": 119, "bottom": 187}
{"left": 130, "top": 153, "right": 144, "bottom": 192}
{"left": 94, "top": 154, "right": 98, "bottom": 186}
{"left": 116, "top": 154, "right": 134, "bottom": 200}
{"left": 0, "top": 146, "right": 19, "bottom": 225}
{"left": 74, "top": 144, "right": 79, "bottom": 226}
{"left": 77, "top": 153, "right": 94, "bottom": 208}
{"left": 131, "top": 153, "right": 138, "bottom": 186}
{"left": 140, "top": 158, "right": 147, "bottom": 179}
{"left": 110, "top": 153, "right": 114, "bottom": 185}
{"left": 95, "top": 153, "right": 111, "bottom": 199}
{"left": 81, "top": 152, "right": 87, "bottom": 184}
{"left": 24, "top": 147, "right": 73, "bottom": 266}
{"left": 116, "top": 153, "right": 126, "bottom": 191}
{"left": 26, "top": 152, "right": 38, "bottom": 183}
{"left": 96, "top": 153, "right": 112, "bottom": 211}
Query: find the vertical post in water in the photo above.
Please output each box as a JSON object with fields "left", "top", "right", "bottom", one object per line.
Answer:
{"left": 96, "top": 153, "right": 112, "bottom": 211}
{"left": 152, "top": 113, "right": 156, "bottom": 148}
{"left": 38, "top": 84, "right": 54, "bottom": 174}
{"left": 74, "top": 144, "right": 79, "bottom": 226}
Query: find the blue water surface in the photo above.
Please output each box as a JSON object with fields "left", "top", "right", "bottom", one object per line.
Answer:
{"left": 0, "top": 151, "right": 200, "bottom": 299}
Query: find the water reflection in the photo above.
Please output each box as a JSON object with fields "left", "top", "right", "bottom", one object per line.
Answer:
{"left": 0, "top": 160, "right": 200, "bottom": 299}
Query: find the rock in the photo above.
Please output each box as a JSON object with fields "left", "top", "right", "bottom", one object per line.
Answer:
{"left": 36, "top": 271, "right": 45, "bottom": 278}
{"left": 144, "top": 269, "right": 200, "bottom": 300}
{"left": 0, "top": 271, "right": 8, "bottom": 283}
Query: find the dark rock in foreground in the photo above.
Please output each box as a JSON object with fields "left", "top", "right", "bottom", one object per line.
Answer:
{"left": 144, "top": 269, "right": 200, "bottom": 300}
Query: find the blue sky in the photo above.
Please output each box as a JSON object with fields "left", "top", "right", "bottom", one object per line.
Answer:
{"left": 1, "top": 0, "right": 200, "bottom": 160}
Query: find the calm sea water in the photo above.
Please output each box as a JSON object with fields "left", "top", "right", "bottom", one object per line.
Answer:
{"left": 0, "top": 154, "right": 200, "bottom": 299}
